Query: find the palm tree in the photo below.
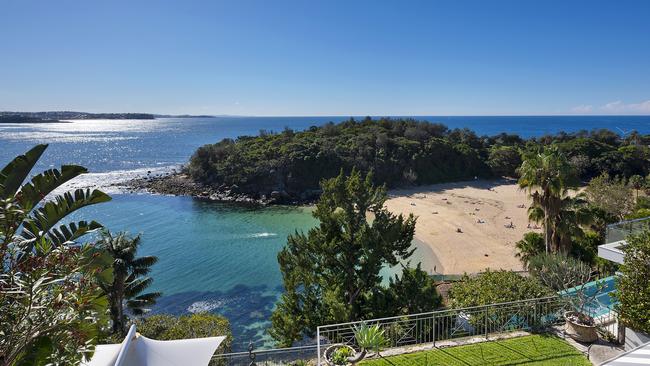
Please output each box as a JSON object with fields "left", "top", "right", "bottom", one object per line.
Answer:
{"left": 515, "top": 232, "right": 544, "bottom": 267}
{"left": 98, "top": 230, "right": 161, "bottom": 335}
{"left": 518, "top": 146, "right": 579, "bottom": 253}
{"left": 629, "top": 174, "right": 644, "bottom": 200}
{"left": 527, "top": 194, "right": 594, "bottom": 254}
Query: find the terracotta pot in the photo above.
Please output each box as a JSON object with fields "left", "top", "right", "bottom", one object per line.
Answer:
{"left": 564, "top": 311, "right": 598, "bottom": 343}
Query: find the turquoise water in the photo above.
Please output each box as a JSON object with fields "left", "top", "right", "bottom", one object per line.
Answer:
{"left": 2, "top": 116, "right": 649, "bottom": 348}
{"left": 74, "top": 194, "right": 317, "bottom": 348}
{"left": 561, "top": 276, "right": 618, "bottom": 317}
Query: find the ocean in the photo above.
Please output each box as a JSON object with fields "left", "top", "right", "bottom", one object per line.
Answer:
{"left": 1, "top": 115, "right": 649, "bottom": 349}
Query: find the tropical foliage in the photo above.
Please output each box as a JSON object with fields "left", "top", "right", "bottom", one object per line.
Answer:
{"left": 616, "top": 230, "right": 650, "bottom": 334}
{"left": 354, "top": 323, "right": 387, "bottom": 355}
{"left": 514, "top": 232, "right": 545, "bottom": 267}
{"left": 97, "top": 230, "right": 161, "bottom": 336}
{"left": 0, "top": 145, "right": 112, "bottom": 365}
{"left": 270, "top": 170, "right": 440, "bottom": 346}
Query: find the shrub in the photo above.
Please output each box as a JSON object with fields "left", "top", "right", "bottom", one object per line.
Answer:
{"left": 448, "top": 270, "right": 553, "bottom": 308}
{"left": 616, "top": 230, "right": 650, "bottom": 333}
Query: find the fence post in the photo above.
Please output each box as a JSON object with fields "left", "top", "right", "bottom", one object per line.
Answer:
{"left": 248, "top": 342, "right": 256, "bottom": 366}
{"left": 317, "top": 327, "right": 321, "bottom": 366}
{"left": 432, "top": 313, "right": 436, "bottom": 348}
{"left": 484, "top": 306, "right": 489, "bottom": 340}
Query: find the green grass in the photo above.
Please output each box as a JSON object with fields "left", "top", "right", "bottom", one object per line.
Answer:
{"left": 358, "top": 335, "right": 591, "bottom": 366}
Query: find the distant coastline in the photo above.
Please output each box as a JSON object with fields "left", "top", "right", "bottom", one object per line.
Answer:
{"left": 0, "top": 111, "right": 224, "bottom": 123}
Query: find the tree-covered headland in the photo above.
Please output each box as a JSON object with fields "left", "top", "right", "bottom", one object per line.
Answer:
{"left": 186, "top": 117, "right": 650, "bottom": 203}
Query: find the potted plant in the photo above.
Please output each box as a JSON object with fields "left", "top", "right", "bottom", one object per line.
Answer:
{"left": 323, "top": 344, "right": 357, "bottom": 366}
{"left": 323, "top": 322, "right": 387, "bottom": 365}
{"left": 528, "top": 253, "right": 605, "bottom": 343}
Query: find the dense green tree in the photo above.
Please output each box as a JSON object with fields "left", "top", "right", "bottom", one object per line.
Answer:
{"left": 487, "top": 145, "right": 522, "bottom": 177}
{"left": 616, "top": 230, "right": 650, "bottom": 334}
{"left": 518, "top": 146, "right": 579, "bottom": 253}
{"left": 0, "top": 145, "right": 112, "bottom": 366}
{"left": 270, "top": 170, "right": 425, "bottom": 346}
{"left": 97, "top": 230, "right": 161, "bottom": 336}
{"left": 384, "top": 263, "right": 442, "bottom": 316}
{"left": 448, "top": 270, "right": 553, "bottom": 308}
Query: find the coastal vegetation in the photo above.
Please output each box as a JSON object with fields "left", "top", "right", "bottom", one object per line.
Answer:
{"left": 270, "top": 170, "right": 441, "bottom": 346}
{"left": 0, "top": 145, "right": 112, "bottom": 365}
{"left": 179, "top": 117, "right": 650, "bottom": 203}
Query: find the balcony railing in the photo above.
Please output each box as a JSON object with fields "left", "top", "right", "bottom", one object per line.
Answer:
{"left": 211, "top": 344, "right": 317, "bottom": 365}
{"left": 210, "top": 295, "right": 620, "bottom": 365}
{"left": 316, "top": 296, "right": 571, "bottom": 365}
{"left": 605, "top": 216, "right": 650, "bottom": 244}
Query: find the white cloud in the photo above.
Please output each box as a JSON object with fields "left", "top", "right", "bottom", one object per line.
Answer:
{"left": 570, "top": 100, "right": 650, "bottom": 114}
{"left": 570, "top": 104, "right": 594, "bottom": 114}
{"left": 600, "top": 100, "right": 650, "bottom": 114}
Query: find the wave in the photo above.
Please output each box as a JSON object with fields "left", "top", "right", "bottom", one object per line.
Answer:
{"left": 247, "top": 232, "right": 278, "bottom": 238}
{"left": 187, "top": 300, "right": 225, "bottom": 313}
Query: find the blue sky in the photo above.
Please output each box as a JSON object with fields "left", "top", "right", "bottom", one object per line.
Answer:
{"left": 1, "top": 0, "right": 649, "bottom": 116}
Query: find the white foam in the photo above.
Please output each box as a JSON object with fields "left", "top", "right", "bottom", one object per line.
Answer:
{"left": 46, "top": 165, "right": 180, "bottom": 196}
{"left": 187, "top": 300, "right": 224, "bottom": 313}
{"left": 248, "top": 232, "right": 278, "bottom": 238}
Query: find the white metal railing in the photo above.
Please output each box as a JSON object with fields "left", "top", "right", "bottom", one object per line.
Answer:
{"left": 316, "top": 296, "right": 570, "bottom": 365}
{"left": 210, "top": 295, "right": 620, "bottom": 365}
{"left": 211, "top": 344, "right": 317, "bottom": 365}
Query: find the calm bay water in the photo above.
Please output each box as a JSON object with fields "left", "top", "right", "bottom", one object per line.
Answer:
{"left": 1, "top": 115, "right": 650, "bottom": 349}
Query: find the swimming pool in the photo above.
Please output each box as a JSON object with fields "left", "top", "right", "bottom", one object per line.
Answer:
{"left": 560, "top": 275, "right": 618, "bottom": 317}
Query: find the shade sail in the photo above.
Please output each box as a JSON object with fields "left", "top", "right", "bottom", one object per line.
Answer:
{"left": 83, "top": 325, "right": 226, "bottom": 366}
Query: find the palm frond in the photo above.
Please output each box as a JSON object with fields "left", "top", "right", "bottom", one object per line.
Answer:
{"left": 125, "top": 277, "right": 154, "bottom": 297}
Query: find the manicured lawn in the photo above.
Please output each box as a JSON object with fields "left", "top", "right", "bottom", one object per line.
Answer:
{"left": 358, "top": 335, "right": 591, "bottom": 366}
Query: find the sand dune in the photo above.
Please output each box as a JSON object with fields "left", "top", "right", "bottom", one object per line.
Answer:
{"left": 385, "top": 180, "right": 539, "bottom": 275}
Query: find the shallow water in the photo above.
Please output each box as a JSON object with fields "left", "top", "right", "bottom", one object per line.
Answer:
{"left": 73, "top": 194, "right": 317, "bottom": 349}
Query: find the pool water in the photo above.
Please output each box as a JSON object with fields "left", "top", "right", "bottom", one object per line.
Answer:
{"left": 561, "top": 276, "right": 618, "bottom": 317}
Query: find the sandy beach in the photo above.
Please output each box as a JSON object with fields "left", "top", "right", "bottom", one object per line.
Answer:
{"left": 386, "top": 180, "right": 540, "bottom": 275}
